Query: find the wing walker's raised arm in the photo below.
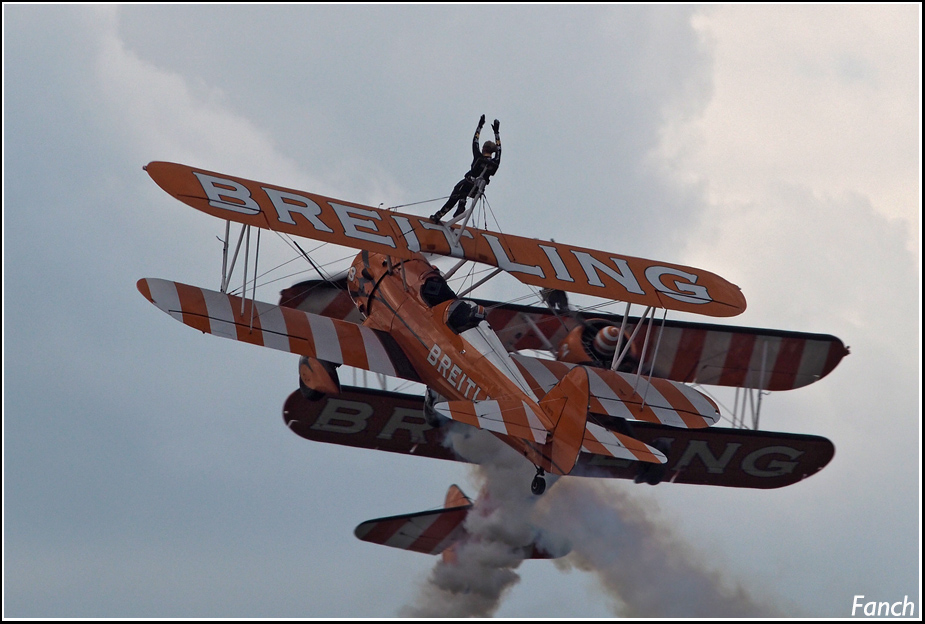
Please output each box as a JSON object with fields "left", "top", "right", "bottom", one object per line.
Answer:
{"left": 145, "top": 161, "right": 746, "bottom": 318}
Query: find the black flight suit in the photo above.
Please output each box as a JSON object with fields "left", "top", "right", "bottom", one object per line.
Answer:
{"left": 432, "top": 119, "right": 501, "bottom": 221}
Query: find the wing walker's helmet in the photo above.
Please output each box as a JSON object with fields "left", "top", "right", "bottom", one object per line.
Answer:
{"left": 482, "top": 140, "right": 497, "bottom": 155}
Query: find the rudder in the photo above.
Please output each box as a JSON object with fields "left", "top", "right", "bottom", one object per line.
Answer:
{"left": 538, "top": 366, "right": 591, "bottom": 475}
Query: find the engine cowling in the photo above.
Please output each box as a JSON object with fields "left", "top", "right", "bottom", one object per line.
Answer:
{"left": 556, "top": 319, "right": 640, "bottom": 371}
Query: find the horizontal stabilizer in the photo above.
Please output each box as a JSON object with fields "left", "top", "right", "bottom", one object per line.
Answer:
{"left": 354, "top": 498, "right": 471, "bottom": 556}
{"left": 583, "top": 422, "right": 666, "bottom": 464}
{"left": 354, "top": 484, "right": 568, "bottom": 559}
{"left": 146, "top": 161, "right": 746, "bottom": 317}
{"left": 433, "top": 400, "right": 665, "bottom": 466}
{"left": 137, "top": 278, "right": 420, "bottom": 382}
{"left": 432, "top": 399, "right": 548, "bottom": 444}
{"left": 513, "top": 354, "right": 719, "bottom": 429}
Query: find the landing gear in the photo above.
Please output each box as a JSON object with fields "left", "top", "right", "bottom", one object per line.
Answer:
{"left": 634, "top": 439, "right": 672, "bottom": 485}
{"left": 423, "top": 388, "right": 449, "bottom": 428}
{"left": 531, "top": 468, "right": 546, "bottom": 496}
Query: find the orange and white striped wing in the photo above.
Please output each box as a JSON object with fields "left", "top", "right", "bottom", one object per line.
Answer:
{"left": 583, "top": 422, "right": 667, "bottom": 464}
{"left": 483, "top": 304, "right": 847, "bottom": 391}
{"left": 585, "top": 367, "right": 720, "bottom": 428}
{"left": 433, "top": 399, "right": 549, "bottom": 444}
{"left": 434, "top": 398, "right": 666, "bottom": 465}
{"left": 354, "top": 506, "right": 471, "bottom": 555}
{"left": 512, "top": 354, "right": 719, "bottom": 429}
{"left": 147, "top": 161, "right": 746, "bottom": 317}
{"left": 138, "top": 278, "right": 420, "bottom": 382}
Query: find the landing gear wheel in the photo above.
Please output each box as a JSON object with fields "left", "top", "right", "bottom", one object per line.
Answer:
{"left": 423, "top": 388, "right": 449, "bottom": 428}
{"left": 634, "top": 439, "right": 672, "bottom": 485}
{"left": 531, "top": 467, "right": 547, "bottom": 496}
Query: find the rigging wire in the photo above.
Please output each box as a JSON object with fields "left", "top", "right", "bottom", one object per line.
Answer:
{"left": 228, "top": 250, "right": 354, "bottom": 298}
{"left": 225, "top": 225, "right": 358, "bottom": 315}
{"left": 383, "top": 196, "right": 447, "bottom": 211}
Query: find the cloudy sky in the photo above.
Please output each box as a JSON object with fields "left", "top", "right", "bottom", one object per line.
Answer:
{"left": 4, "top": 4, "right": 920, "bottom": 618}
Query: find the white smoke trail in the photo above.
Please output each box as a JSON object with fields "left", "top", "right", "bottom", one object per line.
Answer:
{"left": 535, "top": 478, "right": 780, "bottom": 617}
{"left": 399, "top": 427, "right": 546, "bottom": 617}
{"left": 402, "top": 424, "right": 777, "bottom": 617}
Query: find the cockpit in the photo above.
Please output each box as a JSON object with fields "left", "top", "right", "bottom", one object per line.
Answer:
{"left": 444, "top": 299, "right": 487, "bottom": 334}
{"left": 420, "top": 275, "right": 456, "bottom": 308}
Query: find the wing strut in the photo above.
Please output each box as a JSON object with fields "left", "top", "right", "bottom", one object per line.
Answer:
{"left": 435, "top": 177, "right": 490, "bottom": 287}
{"left": 217, "top": 220, "right": 260, "bottom": 319}
{"left": 605, "top": 304, "right": 679, "bottom": 415}
{"left": 639, "top": 308, "right": 669, "bottom": 409}
{"left": 632, "top": 306, "right": 657, "bottom": 392}
{"left": 729, "top": 341, "right": 769, "bottom": 429}
{"left": 442, "top": 174, "right": 488, "bottom": 247}
{"left": 444, "top": 203, "right": 475, "bottom": 247}
{"left": 220, "top": 220, "right": 230, "bottom": 291}
{"left": 220, "top": 221, "right": 247, "bottom": 293}
{"left": 216, "top": 219, "right": 270, "bottom": 333}
{"left": 730, "top": 386, "right": 767, "bottom": 430}
{"left": 249, "top": 228, "right": 261, "bottom": 329}
{"left": 612, "top": 305, "right": 652, "bottom": 372}
{"left": 755, "top": 341, "right": 768, "bottom": 429}
{"left": 611, "top": 303, "right": 632, "bottom": 370}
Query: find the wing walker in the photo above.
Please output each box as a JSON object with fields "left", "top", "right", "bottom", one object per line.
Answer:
{"left": 137, "top": 138, "right": 847, "bottom": 559}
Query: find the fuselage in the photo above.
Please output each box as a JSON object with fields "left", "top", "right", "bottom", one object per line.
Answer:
{"left": 347, "top": 252, "right": 539, "bottom": 405}
{"left": 346, "top": 251, "right": 559, "bottom": 467}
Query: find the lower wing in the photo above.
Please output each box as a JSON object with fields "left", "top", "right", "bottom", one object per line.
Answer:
{"left": 284, "top": 386, "right": 836, "bottom": 489}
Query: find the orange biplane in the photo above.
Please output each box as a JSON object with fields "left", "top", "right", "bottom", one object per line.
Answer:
{"left": 138, "top": 160, "right": 846, "bottom": 517}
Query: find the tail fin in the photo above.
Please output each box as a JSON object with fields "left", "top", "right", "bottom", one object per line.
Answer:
{"left": 434, "top": 366, "right": 594, "bottom": 476}
{"left": 441, "top": 484, "right": 472, "bottom": 564}
{"left": 444, "top": 484, "right": 472, "bottom": 509}
{"left": 538, "top": 366, "right": 591, "bottom": 475}
{"left": 539, "top": 366, "right": 668, "bottom": 471}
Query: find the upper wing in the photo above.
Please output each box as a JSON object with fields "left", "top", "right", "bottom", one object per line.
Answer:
{"left": 137, "top": 278, "right": 421, "bottom": 382}
{"left": 511, "top": 353, "right": 720, "bottom": 429}
{"left": 482, "top": 300, "right": 848, "bottom": 391}
{"left": 145, "top": 161, "right": 746, "bottom": 317}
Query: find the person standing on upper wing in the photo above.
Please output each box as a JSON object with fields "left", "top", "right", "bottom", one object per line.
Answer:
{"left": 431, "top": 115, "right": 501, "bottom": 223}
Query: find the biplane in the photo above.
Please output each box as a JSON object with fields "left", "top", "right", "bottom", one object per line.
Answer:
{"left": 137, "top": 159, "right": 846, "bottom": 553}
